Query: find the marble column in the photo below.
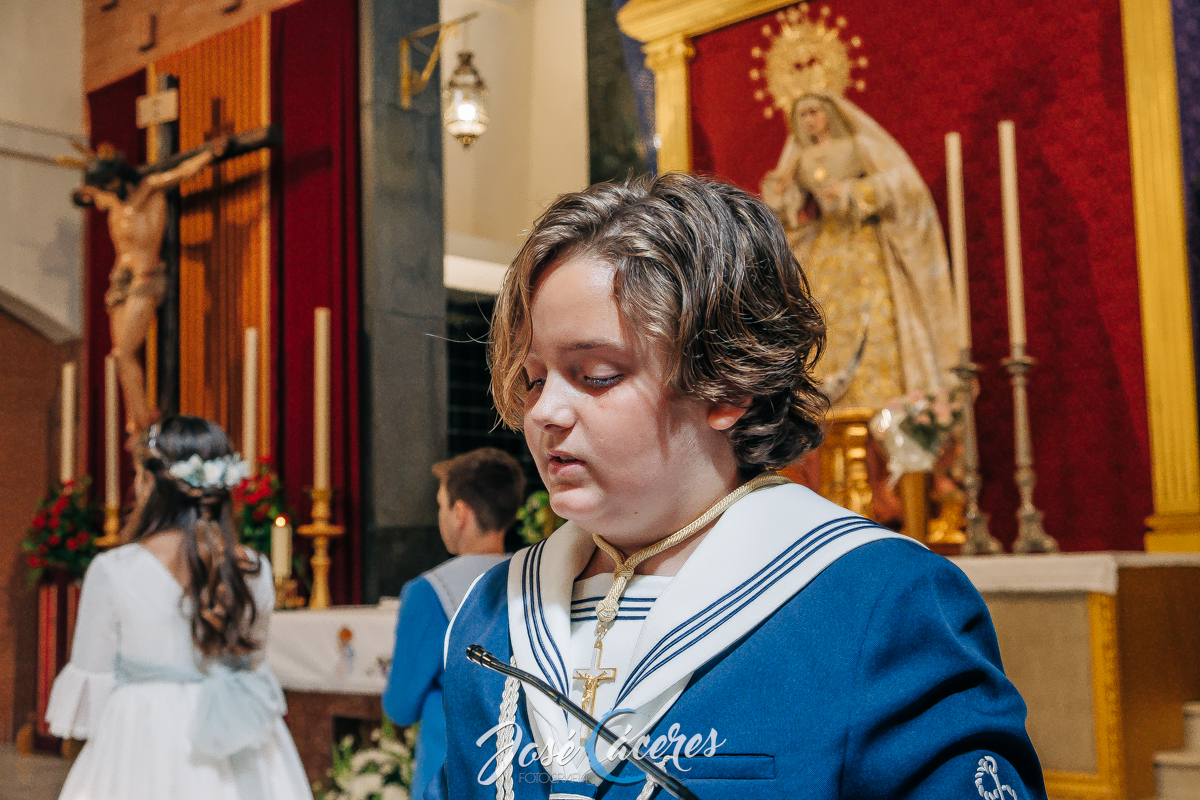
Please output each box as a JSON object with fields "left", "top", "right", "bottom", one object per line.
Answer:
{"left": 359, "top": 0, "right": 449, "bottom": 601}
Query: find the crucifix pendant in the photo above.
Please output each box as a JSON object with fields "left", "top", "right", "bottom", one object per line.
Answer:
{"left": 573, "top": 639, "right": 617, "bottom": 743}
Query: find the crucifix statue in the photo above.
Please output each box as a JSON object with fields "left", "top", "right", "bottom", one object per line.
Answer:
{"left": 66, "top": 126, "right": 277, "bottom": 435}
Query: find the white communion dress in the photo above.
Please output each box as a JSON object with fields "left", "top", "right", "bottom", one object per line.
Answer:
{"left": 46, "top": 543, "right": 313, "bottom": 800}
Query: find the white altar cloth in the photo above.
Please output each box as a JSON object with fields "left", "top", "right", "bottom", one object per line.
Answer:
{"left": 950, "top": 551, "right": 1200, "bottom": 595}
{"left": 266, "top": 599, "right": 399, "bottom": 694}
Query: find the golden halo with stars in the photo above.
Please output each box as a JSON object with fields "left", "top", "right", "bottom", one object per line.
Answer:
{"left": 750, "top": 3, "right": 868, "bottom": 120}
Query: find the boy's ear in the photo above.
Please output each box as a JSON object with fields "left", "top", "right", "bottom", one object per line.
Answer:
{"left": 708, "top": 400, "right": 750, "bottom": 431}
{"left": 453, "top": 498, "right": 476, "bottom": 531}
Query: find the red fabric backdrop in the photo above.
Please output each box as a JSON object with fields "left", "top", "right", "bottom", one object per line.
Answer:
{"left": 272, "top": 0, "right": 362, "bottom": 604}
{"left": 690, "top": 0, "right": 1151, "bottom": 551}
{"left": 85, "top": 72, "right": 146, "bottom": 508}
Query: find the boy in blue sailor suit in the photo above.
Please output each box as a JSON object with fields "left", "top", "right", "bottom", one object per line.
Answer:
{"left": 430, "top": 173, "right": 1045, "bottom": 799}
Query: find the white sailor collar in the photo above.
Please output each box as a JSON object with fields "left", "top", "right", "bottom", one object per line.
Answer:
{"left": 505, "top": 482, "right": 912, "bottom": 775}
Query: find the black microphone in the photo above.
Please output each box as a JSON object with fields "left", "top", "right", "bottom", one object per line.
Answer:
{"left": 466, "top": 645, "right": 699, "bottom": 800}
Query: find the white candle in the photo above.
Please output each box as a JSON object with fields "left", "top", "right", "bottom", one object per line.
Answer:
{"left": 242, "top": 328, "right": 259, "bottom": 467}
{"left": 945, "top": 132, "right": 970, "bottom": 351}
{"left": 60, "top": 363, "right": 76, "bottom": 484}
{"left": 105, "top": 356, "right": 119, "bottom": 508}
{"left": 313, "top": 308, "right": 331, "bottom": 490}
{"left": 999, "top": 120, "right": 1027, "bottom": 349}
{"left": 271, "top": 516, "right": 292, "bottom": 580}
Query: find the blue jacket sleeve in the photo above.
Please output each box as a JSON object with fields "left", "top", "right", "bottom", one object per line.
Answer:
{"left": 381, "top": 576, "right": 450, "bottom": 726}
{"left": 841, "top": 554, "right": 1047, "bottom": 800}
{"left": 422, "top": 765, "right": 449, "bottom": 800}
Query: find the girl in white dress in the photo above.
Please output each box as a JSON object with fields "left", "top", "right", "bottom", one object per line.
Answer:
{"left": 46, "top": 416, "right": 312, "bottom": 800}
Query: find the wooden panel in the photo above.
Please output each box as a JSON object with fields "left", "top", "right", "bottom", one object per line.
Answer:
{"left": 153, "top": 18, "right": 270, "bottom": 450}
{"left": 1117, "top": 567, "right": 1200, "bottom": 800}
{"left": 283, "top": 690, "right": 382, "bottom": 785}
{"left": 84, "top": 0, "right": 299, "bottom": 92}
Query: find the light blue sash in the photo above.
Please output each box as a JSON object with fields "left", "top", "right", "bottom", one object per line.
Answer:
{"left": 116, "top": 655, "right": 286, "bottom": 800}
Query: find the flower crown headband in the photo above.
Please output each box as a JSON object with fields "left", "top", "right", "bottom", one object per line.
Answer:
{"left": 147, "top": 423, "right": 251, "bottom": 494}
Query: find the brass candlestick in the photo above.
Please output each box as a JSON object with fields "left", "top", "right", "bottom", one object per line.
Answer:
{"left": 1003, "top": 345, "right": 1058, "bottom": 553}
{"left": 274, "top": 577, "right": 304, "bottom": 610}
{"left": 298, "top": 487, "right": 343, "bottom": 609}
{"left": 95, "top": 506, "right": 121, "bottom": 549}
{"left": 953, "top": 351, "right": 1003, "bottom": 555}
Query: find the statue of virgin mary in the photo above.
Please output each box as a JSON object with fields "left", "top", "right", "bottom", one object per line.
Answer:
{"left": 761, "top": 91, "right": 958, "bottom": 409}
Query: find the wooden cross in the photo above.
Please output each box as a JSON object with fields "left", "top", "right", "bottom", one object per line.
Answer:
{"left": 574, "top": 639, "right": 617, "bottom": 743}
{"left": 205, "top": 97, "right": 235, "bottom": 145}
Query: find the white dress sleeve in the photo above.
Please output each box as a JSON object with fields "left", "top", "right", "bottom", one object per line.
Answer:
{"left": 45, "top": 554, "right": 119, "bottom": 739}
{"left": 248, "top": 553, "right": 275, "bottom": 669}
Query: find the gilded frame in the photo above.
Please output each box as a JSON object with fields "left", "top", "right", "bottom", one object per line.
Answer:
{"left": 618, "top": 0, "right": 1200, "bottom": 549}
{"left": 1041, "top": 593, "right": 1126, "bottom": 800}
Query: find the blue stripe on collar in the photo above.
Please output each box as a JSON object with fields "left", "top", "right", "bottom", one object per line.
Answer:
{"left": 617, "top": 516, "right": 879, "bottom": 702}
{"left": 571, "top": 595, "right": 659, "bottom": 605}
{"left": 523, "top": 540, "right": 568, "bottom": 693}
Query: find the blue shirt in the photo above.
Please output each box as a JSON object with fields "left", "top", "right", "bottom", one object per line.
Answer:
{"left": 429, "top": 538, "right": 1046, "bottom": 798}
{"left": 381, "top": 576, "right": 449, "bottom": 797}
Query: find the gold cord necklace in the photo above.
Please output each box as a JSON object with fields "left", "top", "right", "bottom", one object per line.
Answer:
{"left": 572, "top": 472, "right": 790, "bottom": 728}
{"left": 590, "top": 472, "right": 791, "bottom": 635}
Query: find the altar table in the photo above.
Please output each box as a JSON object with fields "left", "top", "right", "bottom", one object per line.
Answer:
{"left": 951, "top": 552, "right": 1200, "bottom": 800}
{"left": 267, "top": 599, "right": 399, "bottom": 783}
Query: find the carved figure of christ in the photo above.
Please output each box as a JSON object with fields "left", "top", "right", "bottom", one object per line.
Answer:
{"left": 574, "top": 639, "right": 617, "bottom": 743}
{"left": 76, "top": 138, "right": 228, "bottom": 434}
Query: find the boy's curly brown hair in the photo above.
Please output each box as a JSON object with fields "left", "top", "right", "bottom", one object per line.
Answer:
{"left": 490, "top": 172, "right": 828, "bottom": 471}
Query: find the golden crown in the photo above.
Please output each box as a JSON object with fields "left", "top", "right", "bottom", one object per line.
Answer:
{"left": 749, "top": 3, "right": 868, "bottom": 120}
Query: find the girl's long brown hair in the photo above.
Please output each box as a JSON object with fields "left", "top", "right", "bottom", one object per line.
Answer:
{"left": 130, "top": 415, "right": 262, "bottom": 658}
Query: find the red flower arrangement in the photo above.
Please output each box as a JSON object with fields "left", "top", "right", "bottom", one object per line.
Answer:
{"left": 231, "top": 456, "right": 288, "bottom": 555}
{"left": 23, "top": 478, "right": 102, "bottom": 583}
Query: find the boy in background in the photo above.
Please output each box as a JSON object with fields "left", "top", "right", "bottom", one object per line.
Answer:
{"left": 382, "top": 447, "right": 524, "bottom": 796}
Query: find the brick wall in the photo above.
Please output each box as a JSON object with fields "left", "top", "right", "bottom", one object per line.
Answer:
{"left": 0, "top": 310, "right": 78, "bottom": 742}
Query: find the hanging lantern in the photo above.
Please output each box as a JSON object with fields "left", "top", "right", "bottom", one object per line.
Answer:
{"left": 443, "top": 51, "right": 489, "bottom": 149}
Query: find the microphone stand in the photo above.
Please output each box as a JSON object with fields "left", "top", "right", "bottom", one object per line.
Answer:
{"left": 467, "top": 645, "right": 700, "bottom": 800}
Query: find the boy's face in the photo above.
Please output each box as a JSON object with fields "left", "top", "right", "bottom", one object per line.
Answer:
{"left": 522, "top": 255, "right": 742, "bottom": 545}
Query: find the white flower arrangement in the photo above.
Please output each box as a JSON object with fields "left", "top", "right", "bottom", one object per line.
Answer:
{"left": 870, "top": 387, "right": 965, "bottom": 485}
{"left": 167, "top": 454, "right": 252, "bottom": 491}
{"left": 316, "top": 720, "right": 416, "bottom": 800}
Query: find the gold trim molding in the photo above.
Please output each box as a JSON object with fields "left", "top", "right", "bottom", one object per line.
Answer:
{"left": 1120, "top": 0, "right": 1200, "bottom": 548}
{"left": 1043, "top": 593, "right": 1125, "bottom": 800}
{"left": 618, "top": 0, "right": 794, "bottom": 172}
{"left": 618, "top": 0, "right": 794, "bottom": 42}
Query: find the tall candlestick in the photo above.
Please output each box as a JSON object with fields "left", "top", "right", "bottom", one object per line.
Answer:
{"left": 313, "top": 308, "right": 331, "bottom": 491}
{"left": 60, "top": 363, "right": 76, "bottom": 484}
{"left": 242, "top": 328, "right": 259, "bottom": 467}
{"left": 105, "top": 356, "right": 119, "bottom": 509}
{"left": 998, "top": 121, "right": 1026, "bottom": 348}
{"left": 945, "top": 132, "right": 970, "bottom": 351}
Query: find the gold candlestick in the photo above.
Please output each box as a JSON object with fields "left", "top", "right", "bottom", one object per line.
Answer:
{"left": 298, "top": 487, "right": 343, "bottom": 609}
{"left": 1003, "top": 345, "right": 1059, "bottom": 553}
{"left": 953, "top": 351, "right": 1003, "bottom": 555}
{"left": 95, "top": 506, "right": 121, "bottom": 549}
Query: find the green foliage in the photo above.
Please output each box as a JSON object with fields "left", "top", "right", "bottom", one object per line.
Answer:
{"left": 23, "top": 478, "right": 102, "bottom": 584}
{"left": 516, "top": 490, "right": 566, "bottom": 545}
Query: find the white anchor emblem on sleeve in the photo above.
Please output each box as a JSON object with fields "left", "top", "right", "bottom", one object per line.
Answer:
{"left": 975, "top": 755, "right": 1018, "bottom": 800}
